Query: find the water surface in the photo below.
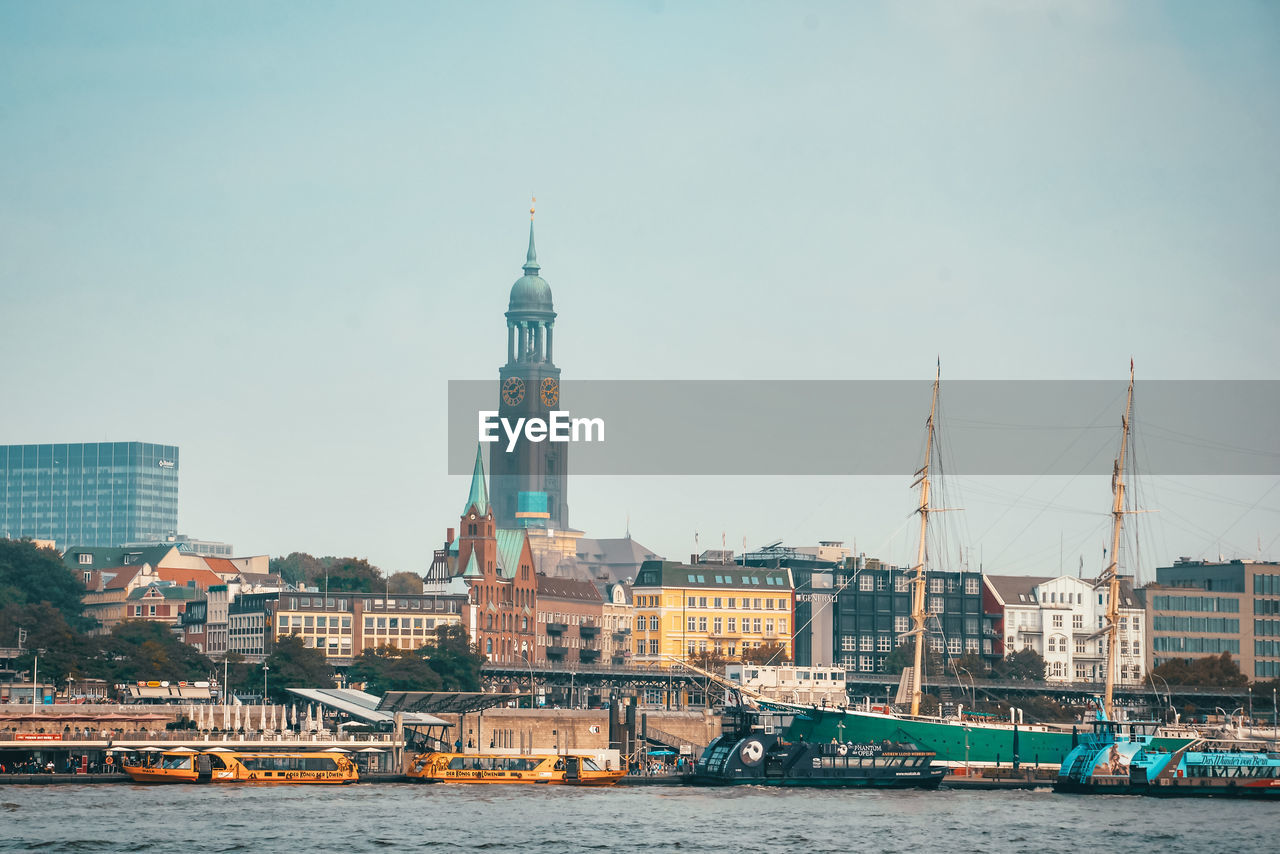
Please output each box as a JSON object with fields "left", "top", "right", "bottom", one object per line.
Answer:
{"left": 0, "top": 784, "right": 1273, "bottom": 853}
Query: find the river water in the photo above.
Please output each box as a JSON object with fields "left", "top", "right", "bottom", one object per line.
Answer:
{"left": 0, "top": 784, "right": 1274, "bottom": 853}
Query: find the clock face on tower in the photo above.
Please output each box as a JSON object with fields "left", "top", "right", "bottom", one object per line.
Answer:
{"left": 540, "top": 377, "right": 559, "bottom": 408}
{"left": 501, "top": 376, "right": 525, "bottom": 406}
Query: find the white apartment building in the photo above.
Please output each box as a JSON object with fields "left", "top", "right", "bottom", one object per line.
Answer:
{"left": 985, "top": 574, "right": 1146, "bottom": 685}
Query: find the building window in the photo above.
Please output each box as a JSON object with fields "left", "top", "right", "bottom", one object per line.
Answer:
{"left": 753, "top": 619, "right": 762, "bottom": 633}
{"left": 877, "top": 636, "right": 892, "bottom": 652}
{"left": 894, "top": 616, "right": 909, "bottom": 634}
{"left": 1052, "top": 614, "right": 1063, "bottom": 628}
{"left": 860, "top": 655, "right": 874, "bottom": 672}
{"left": 842, "top": 636, "right": 856, "bottom": 651}
{"left": 649, "top": 640, "right": 659, "bottom": 655}
{"left": 649, "top": 616, "right": 659, "bottom": 632}
{"left": 78, "top": 553, "right": 92, "bottom": 565}
{"left": 928, "top": 597, "right": 942, "bottom": 613}
{"left": 1075, "top": 639, "right": 1086, "bottom": 654}
{"left": 1073, "top": 614, "right": 1083, "bottom": 629}
{"left": 698, "top": 617, "right": 708, "bottom": 632}
{"left": 859, "top": 575, "right": 874, "bottom": 591}
{"left": 728, "top": 618, "right": 736, "bottom": 633}
{"left": 930, "top": 578, "right": 943, "bottom": 594}
{"left": 713, "top": 618, "right": 722, "bottom": 634}
{"left": 687, "top": 617, "right": 696, "bottom": 632}
{"left": 947, "top": 638, "right": 961, "bottom": 655}
{"left": 965, "top": 577, "right": 979, "bottom": 595}
{"left": 964, "top": 638, "right": 978, "bottom": 654}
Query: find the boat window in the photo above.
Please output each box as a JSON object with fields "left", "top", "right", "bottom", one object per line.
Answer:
{"left": 161, "top": 755, "right": 193, "bottom": 770}
{"left": 582, "top": 758, "right": 601, "bottom": 771}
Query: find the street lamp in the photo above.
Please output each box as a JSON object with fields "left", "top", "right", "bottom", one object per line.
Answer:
{"left": 263, "top": 665, "right": 269, "bottom": 705}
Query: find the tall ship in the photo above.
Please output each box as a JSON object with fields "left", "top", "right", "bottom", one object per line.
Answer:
{"left": 756, "top": 364, "right": 1196, "bottom": 770}
{"left": 1055, "top": 719, "right": 1280, "bottom": 798}
{"left": 692, "top": 705, "right": 944, "bottom": 788}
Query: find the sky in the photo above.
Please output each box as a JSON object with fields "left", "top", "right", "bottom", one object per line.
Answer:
{"left": 2, "top": 1, "right": 1277, "bottom": 581}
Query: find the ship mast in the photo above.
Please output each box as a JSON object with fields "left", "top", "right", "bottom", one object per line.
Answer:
{"left": 1100, "top": 361, "right": 1135, "bottom": 720}
{"left": 908, "top": 364, "right": 940, "bottom": 718}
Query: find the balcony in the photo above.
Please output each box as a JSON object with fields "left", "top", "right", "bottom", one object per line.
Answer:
{"left": 579, "top": 648, "right": 601, "bottom": 662}
{"left": 546, "top": 644, "right": 568, "bottom": 658}
{"left": 546, "top": 622, "right": 567, "bottom": 635}
{"left": 579, "top": 622, "right": 600, "bottom": 639}
{"left": 612, "top": 628, "right": 631, "bottom": 640}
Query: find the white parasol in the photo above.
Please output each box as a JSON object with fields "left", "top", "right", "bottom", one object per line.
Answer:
{"left": 233, "top": 704, "right": 241, "bottom": 731}
{"left": 222, "top": 704, "right": 229, "bottom": 730}
{"left": 321, "top": 747, "right": 350, "bottom": 753}
{"left": 258, "top": 703, "right": 266, "bottom": 731}
{"left": 269, "top": 705, "right": 277, "bottom": 731}
{"left": 290, "top": 704, "right": 298, "bottom": 728}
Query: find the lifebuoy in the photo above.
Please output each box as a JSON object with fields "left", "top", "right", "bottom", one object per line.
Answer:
{"left": 837, "top": 743, "right": 848, "bottom": 756}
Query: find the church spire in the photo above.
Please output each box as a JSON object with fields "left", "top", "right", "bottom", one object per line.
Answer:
{"left": 463, "top": 444, "right": 489, "bottom": 516}
{"left": 523, "top": 196, "right": 540, "bottom": 275}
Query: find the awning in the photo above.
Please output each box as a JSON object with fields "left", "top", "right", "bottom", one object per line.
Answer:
{"left": 285, "top": 687, "right": 447, "bottom": 727}
{"left": 377, "top": 691, "right": 526, "bottom": 716}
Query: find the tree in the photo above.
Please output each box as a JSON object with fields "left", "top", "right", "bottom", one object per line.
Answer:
{"left": 0, "top": 538, "right": 92, "bottom": 630}
{"left": 95, "top": 620, "right": 214, "bottom": 684}
{"left": 262, "top": 635, "right": 335, "bottom": 701}
{"left": 0, "top": 600, "right": 95, "bottom": 685}
{"left": 992, "top": 647, "right": 1047, "bottom": 682}
{"left": 421, "top": 624, "right": 486, "bottom": 691}
{"left": 386, "top": 571, "right": 425, "bottom": 595}
{"left": 740, "top": 642, "right": 791, "bottom": 665}
{"left": 688, "top": 650, "right": 730, "bottom": 672}
{"left": 269, "top": 552, "right": 327, "bottom": 587}
{"left": 347, "top": 645, "right": 442, "bottom": 695}
{"left": 949, "top": 652, "right": 989, "bottom": 679}
{"left": 1151, "top": 652, "right": 1249, "bottom": 687}
{"left": 319, "top": 557, "right": 382, "bottom": 594}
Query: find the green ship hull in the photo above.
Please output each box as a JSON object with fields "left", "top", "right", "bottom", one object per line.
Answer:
{"left": 777, "top": 706, "right": 1194, "bottom": 770}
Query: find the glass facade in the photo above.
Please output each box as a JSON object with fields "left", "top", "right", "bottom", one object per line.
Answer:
{"left": 0, "top": 442, "right": 179, "bottom": 550}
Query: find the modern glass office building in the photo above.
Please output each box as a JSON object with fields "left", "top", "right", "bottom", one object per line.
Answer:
{"left": 0, "top": 442, "right": 179, "bottom": 550}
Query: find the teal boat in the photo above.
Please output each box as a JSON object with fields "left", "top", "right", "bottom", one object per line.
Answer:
{"left": 1056, "top": 719, "right": 1280, "bottom": 798}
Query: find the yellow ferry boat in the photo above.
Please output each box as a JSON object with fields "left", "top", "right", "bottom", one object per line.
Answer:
{"left": 407, "top": 752, "right": 625, "bottom": 786}
{"left": 123, "top": 749, "right": 358, "bottom": 785}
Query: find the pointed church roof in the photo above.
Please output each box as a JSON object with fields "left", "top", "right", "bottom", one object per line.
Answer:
{"left": 524, "top": 220, "right": 540, "bottom": 275}
{"left": 508, "top": 219, "right": 554, "bottom": 314}
{"left": 463, "top": 445, "right": 489, "bottom": 516}
{"left": 462, "top": 550, "right": 483, "bottom": 578}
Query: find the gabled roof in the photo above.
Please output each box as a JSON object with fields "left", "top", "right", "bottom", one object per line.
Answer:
{"left": 461, "top": 550, "right": 483, "bottom": 578}
{"left": 127, "top": 583, "right": 201, "bottom": 601}
{"left": 536, "top": 575, "right": 603, "bottom": 602}
{"left": 156, "top": 567, "right": 223, "bottom": 590}
{"left": 494, "top": 529, "right": 528, "bottom": 579}
{"left": 62, "top": 545, "right": 177, "bottom": 571}
{"left": 101, "top": 565, "right": 146, "bottom": 591}
{"left": 202, "top": 557, "right": 241, "bottom": 578}
{"left": 984, "top": 575, "right": 1048, "bottom": 606}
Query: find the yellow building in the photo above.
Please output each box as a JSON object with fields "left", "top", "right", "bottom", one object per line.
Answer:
{"left": 630, "top": 560, "right": 794, "bottom": 668}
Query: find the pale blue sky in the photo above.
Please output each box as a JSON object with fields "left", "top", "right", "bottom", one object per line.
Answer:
{"left": 2, "top": 1, "right": 1277, "bottom": 578}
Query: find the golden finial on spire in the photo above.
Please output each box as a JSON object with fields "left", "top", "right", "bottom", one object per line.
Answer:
{"left": 530, "top": 195, "right": 536, "bottom": 221}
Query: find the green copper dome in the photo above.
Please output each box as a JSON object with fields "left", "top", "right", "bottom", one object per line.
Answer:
{"left": 508, "top": 222, "right": 554, "bottom": 313}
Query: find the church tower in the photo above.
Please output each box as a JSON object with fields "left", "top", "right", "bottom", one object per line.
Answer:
{"left": 490, "top": 206, "right": 569, "bottom": 530}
